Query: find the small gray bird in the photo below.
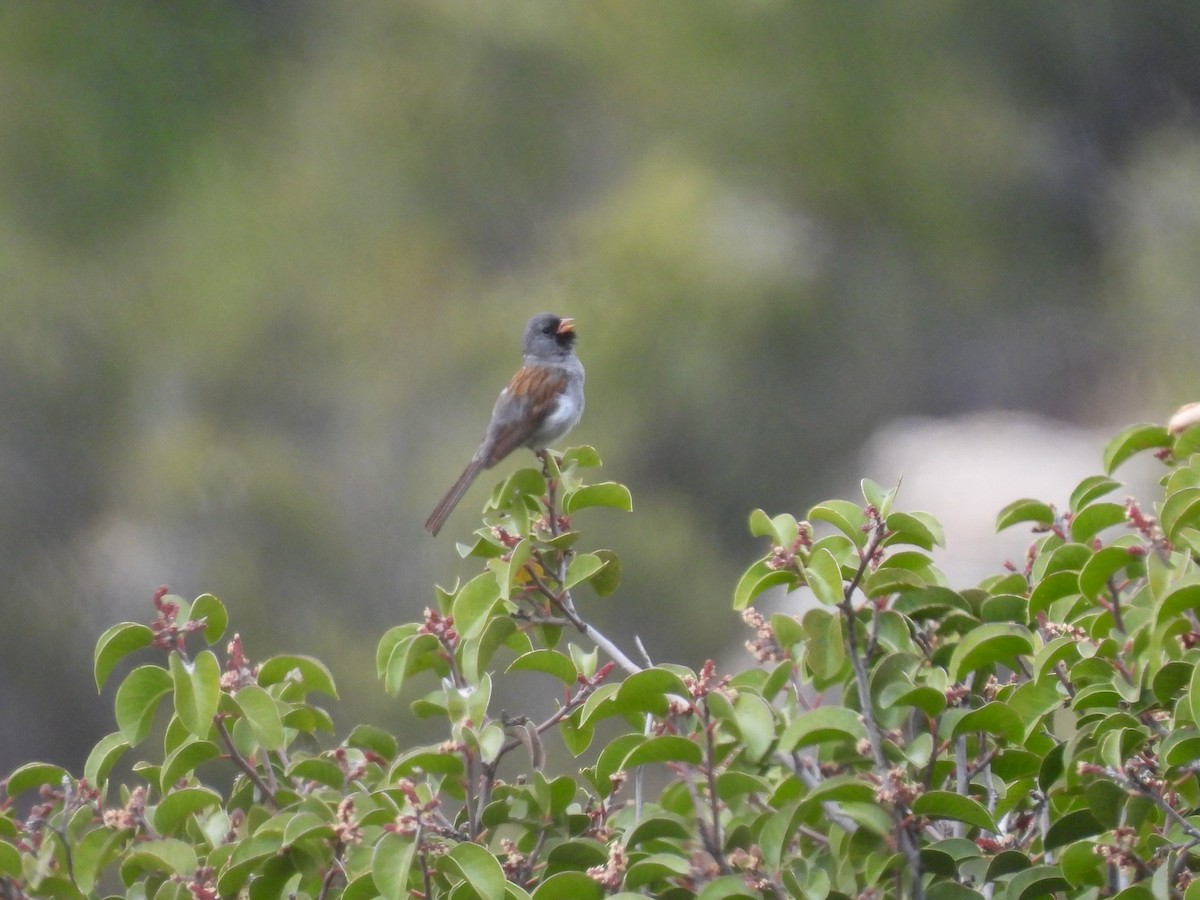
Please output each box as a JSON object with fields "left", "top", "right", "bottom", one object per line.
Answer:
{"left": 425, "top": 313, "right": 585, "bottom": 535}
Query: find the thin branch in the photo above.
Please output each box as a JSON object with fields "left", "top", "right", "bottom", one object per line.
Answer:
{"left": 216, "top": 717, "right": 278, "bottom": 809}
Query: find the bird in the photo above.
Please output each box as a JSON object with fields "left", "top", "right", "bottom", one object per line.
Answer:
{"left": 425, "top": 313, "right": 585, "bottom": 536}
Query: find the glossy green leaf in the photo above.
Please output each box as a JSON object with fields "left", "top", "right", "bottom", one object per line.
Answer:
{"left": 119, "top": 838, "right": 198, "bottom": 884}
{"left": 732, "top": 558, "right": 797, "bottom": 611}
{"left": 564, "top": 552, "right": 607, "bottom": 589}
{"left": 451, "top": 571, "right": 503, "bottom": 640}
{"left": 1069, "top": 475, "right": 1122, "bottom": 513}
{"left": 531, "top": 871, "right": 604, "bottom": 899}
{"left": 911, "top": 791, "right": 997, "bottom": 832}
{"left": 4, "top": 762, "right": 68, "bottom": 797}
{"left": 115, "top": 664, "right": 173, "bottom": 745}
{"left": 188, "top": 593, "right": 229, "bottom": 644}
{"left": 373, "top": 831, "right": 417, "bottom": 900}
{"left": 622, "top": 735, "right": 703, "bottom": 768}
{"left": 886, "top": 511, "right": 943, "bottom": 549}
{"left": 803, "top": 547, "right": 845, "bottom": 606}
{"left": 588, "top": 548, "right": 622, "bottom": 597}
{"left": 72, "top": 826, "right": 127, "bottom": 893}
{"left": 809, "top": 499, "right": 868, "bottom": 547}
{"left": 1102, "top": 423, "right": 1171, "bottom": 473}
{"left": 778, "top": 707, "right": 866, "bottom": 751}
{"left": 258, "top": 654, "right": 338, "bottom": 698}
{"left": 947, "top": 623, "right": 1034, "bottom": 681}
{"left": 802, "top": 608, "right": 845, "bottom": 679}
{"left": 1069, "top": 501, "right": 1126, "bottom": 542}
{"left": 1004, "top": 864, "right": 1071, "bottom": 900}
{"left": 562, "top": 482, "right": 632, "bottom": 514}
{"left": 381, "top": 632, "right": 442, "bottom": 696}
{"left": 170, "top": 650, "right": 220, "bottom": 738}
{"left": 437, "top": 841, "right": 507, "bottom": 900}
{"left": 83, "top": 731, "right": 129, "bottom": 787}
{"left": 1044, "top": 808, "right": 1105, "bottom": 851}
{"left": 995, "top": 498, "right": 1056, "bottom": 532}
{"left": 1157, "top": 579, "right": 1200, "bottom": 627}
{"left": 94, "top": 622, "right": 154, "bottom": 691}
{"left": 861, "top": 478, "right": 898, "bottom": 518}
{"left": 952, "top": 702, "right": 1023, "bottom": 742}
{"left": 0, "top": 841, "right": 19, "bottom": 878}
{"left": 1163, "top": 487, "right": 1200, "bottom": 540}
{"left": 160, "top": 738, "right": 220, "bottom": 791}
{"left": 749, "top": 509, "right": 800, "bottom": 545}
{"left": 1058, "top": 840, "right": 1105, "bottom": 888}
{"left": 507, "top": 649, "right": 577, "bottom": 685}
{"left": 615, "top": 668, "right": 691, "bottom": 717}
{"left": 233, "top": 684, "right": 285, "bottom": 751}
{"left": 151, "top": 786, "right": 222, "bottom": 835}
{"left": 1077, "top": 545, "right": 1137, "bottom": 601}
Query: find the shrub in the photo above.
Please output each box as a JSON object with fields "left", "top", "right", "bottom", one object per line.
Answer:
{"left": 4, "top": 424, "right": 1200, "bottom": 899}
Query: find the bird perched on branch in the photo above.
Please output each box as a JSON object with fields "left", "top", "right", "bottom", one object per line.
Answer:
{"left": 425, "top": 313, "right": 585, "bottom": 535}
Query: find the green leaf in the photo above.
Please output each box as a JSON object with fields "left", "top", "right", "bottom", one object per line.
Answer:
{"left": 258, "top": 654, "right": 338, "bottom": 699}
{"left": 732, "top": 559, "right": 796, "bottom": 611}
{"left": 588, "top": 549, "right": 622, "bottom": 597}
{"left": 809, "top": 499, "right": 868, "bottom": 547}
{"left": 531, "top": 871, "right": 604, "bottom": 899}
{"left": 749, "top": 509, "right": 800, "bottom": 545}
{"left": 451, "top": 571, "right": 503, "bottom": 641}
{"left": 886, "top": 511, "right": 944, "bottom": 549}
{"left": 437, "top": 842, "right": 507, "bottom": 900}
{"left": 1103, "top": 423, "right": 1171, "bottom": 473}
{"left": 564, "top": 553, "right": 607, "bottom": 589}
{"left": 1069, "top": 501, "right": 1126, "bottom": 542}
{"left": 4, "top": 762, "right": 68, "bottom": 797}
{"left": 622, "top": 735, "right": 703, "bottom": 768}
{"left": 170, "top": 650, "right": 221, "bottom": 738}
{"left": 1044, "top": 808, "right": 1105, "bottom": 851}
{"left": 233, "top": 684, "right": 286, "bottom": 751}
{"left": 562, "top": 482, "right": 632, "bottom": 514}
{"left": 947, "top": 623, "right": 1034, "bottom": 681}
{"left": 801, "top": 608, "right": 845, "bottom": 679}
{"left": 119, "top": 838, "right": 198, "bottom": 883}
{"left": 778, "top": 707, "right": 866, "bottom": 751}
{"left": 951, "top": 702, "right": 1023, "bottom": 742}
{"left": 1078, "top": 545, "right": 1137, "bottom": 601}
{"left": 187, "top": 593, "right": 228, "bottom": 644}
{"left": 83, "top": 731, "right": 129, "bottom": 786}
{"left": 151, "top": 786, "right": 222, "bottom": 835}
{"left": 1070, "top": 475, "right": 1123, "bottom": 513}
{"left": 911, "top": 791, "right": 998, "bottom": 832}
{"left": 561, "top": 445, "right": 602, "bottom": 468}
{"left": 72, "top": 826, "right": 127, "bottom": 893}
{"left": 1156, "top": 579, "right": 1200, "bottom": 627}
{"left": 1162, "top": 487, "right": 1200, "bottom": 540}
{"left": 160, "top": 739, "right": 220, "bottom": 791}
{"left": 861, "top": 478, "right": 899, "bottom": 518}
{"left": 507, "top": 649, "right": 577, "bottom": 685}
{"left": 1058, "top": 840, "right": 1105, "bottom": 888}
{"left": 115, "top": 664, "right": 173, "bottom": 745}
{"left": 373, "top": 831, "right": 417, "bottom": 900}
{"left": 0, "top": 841, "right": 19, "bottom": 878}
{"left": 615, "top": 668, "right": 691, "bottom": 717}
{"left": 1004, "top": 864, "right": 1071, "bottom": 900}
{"left": 803, "top": 547, "right": 845, "bottom": 606}
{"left": 995, "top": 498, "right": 1056, "bottom": 532}
{"left": 94, "top": 622, "right": 154, "bottom": 691}
{"left": 381, "top": 633, "right": 442, "bottom": 696}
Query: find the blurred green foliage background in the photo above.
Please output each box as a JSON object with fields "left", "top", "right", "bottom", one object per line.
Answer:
{"left": 2, "top": 1, "right": 1199, "bottom": 773}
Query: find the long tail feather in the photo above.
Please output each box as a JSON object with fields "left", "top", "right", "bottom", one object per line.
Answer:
{"left": 425, "top": 458, "right": 485, "bottom": 535}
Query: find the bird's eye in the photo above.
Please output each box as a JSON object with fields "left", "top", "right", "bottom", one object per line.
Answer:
{"left": 543, "top": 322, "right": 557, "bottom": 334}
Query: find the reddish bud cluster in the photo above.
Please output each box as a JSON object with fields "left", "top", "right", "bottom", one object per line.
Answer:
{"left": 1126, "top": 498, "right": 1169, "bottom": 550}
{"left": 419, "top": 608, "right": 459, "bottom": 648}
{"left": 332, "top": 797, "right": 363, "bottom": 845}
{"left": 220, "top": 634, "right": 257, "bottom": 692}
{"left": 585, "top": 842, "right": 628, "bottom": 890}
{"left": 684, "top": 660, "right": 736, "bottom": 702}
{"left": 741, "top": 608, "right": 787, "bottom": 664}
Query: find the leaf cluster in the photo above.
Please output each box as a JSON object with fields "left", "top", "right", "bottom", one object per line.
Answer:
{"left": 7, "top": 428, "right": 1200, "bottom": 899}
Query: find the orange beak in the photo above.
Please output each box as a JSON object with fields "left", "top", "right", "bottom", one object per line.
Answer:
{"left": 556, "top": 318, "right": 575, "bottom": 335}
